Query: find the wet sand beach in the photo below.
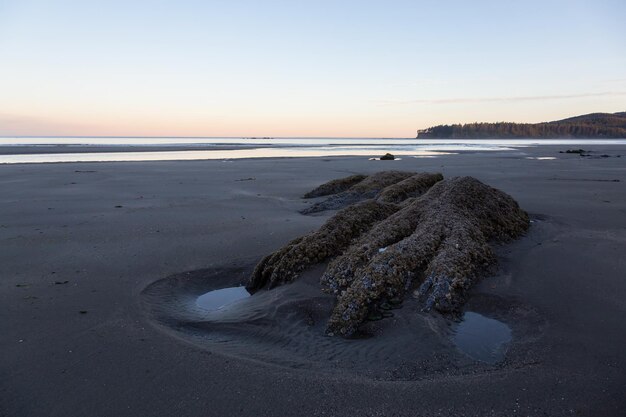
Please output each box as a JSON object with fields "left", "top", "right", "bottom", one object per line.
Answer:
{"left": 2, "top": 145, "right": 625, "bottom": 416}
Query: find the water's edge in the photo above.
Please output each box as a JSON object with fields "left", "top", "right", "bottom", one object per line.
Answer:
{"left": 1, "top": 137, "right": 623, "bottom": 164}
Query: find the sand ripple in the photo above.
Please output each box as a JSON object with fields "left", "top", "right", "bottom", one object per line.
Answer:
{"left": 141, "top": 264, "right": 543, "bottom": 379}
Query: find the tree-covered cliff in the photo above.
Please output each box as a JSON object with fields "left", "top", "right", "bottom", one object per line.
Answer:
{"left": 417, "top": 112, "right": 626, "bottom": 138}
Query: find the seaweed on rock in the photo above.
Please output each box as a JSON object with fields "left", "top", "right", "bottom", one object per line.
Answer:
{"left": 325, "top": 176, "right": 529, "bottom": 336}
{"left": 300, "top": 171, "right": 418, "bottom": 214}
{"left": 246, "top": 171, "right": 443, "bottom": 292}
{"left": 247, "top": 172, "right": 529, "bottom": 337}
{"left": 378, "top": 172, "right": 444, "bottom": 203}
{"left": 247, "top": 200, "right": 399, "bottom": 292}
{"left": 248, "top": 172, "right": 442, "bottom": 292}
{"left": 303, "top": 174, "right": 367, "bottom": 199}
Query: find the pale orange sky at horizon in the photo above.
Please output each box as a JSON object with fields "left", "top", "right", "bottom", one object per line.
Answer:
{"left": 3, "top": 96, "right": 625, "bottom": 138}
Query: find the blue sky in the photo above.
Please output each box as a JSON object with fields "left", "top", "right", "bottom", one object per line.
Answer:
{"left": 1, "top": 0, "right": 625, "bottom": 137}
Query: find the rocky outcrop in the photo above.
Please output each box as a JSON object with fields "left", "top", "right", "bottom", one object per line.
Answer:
{"left": 303, "top": 174, "right": 367, "bottom": 199}
{"left": 247, "top": 199, "right": 399, "bottom": 292}
{"left": 248, "top": 172, "right": 529, "bottom": 337}
{"left": 248, "top": 172, "right": 443, "bottom": 291}
{"left": 324, "top": 176, "right": 529, "bottom": 336}
{"left": 300, "top": 171, "right": 420, "bottom": 214}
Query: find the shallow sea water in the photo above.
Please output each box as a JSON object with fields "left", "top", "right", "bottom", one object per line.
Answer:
{"left": 0, "top": 147, "right": 454, "bottom": 163}
{"left": 2, "top": 137, "right": 624, "bottom": 164}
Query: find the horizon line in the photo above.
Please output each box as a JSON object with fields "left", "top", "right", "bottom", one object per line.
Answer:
{"left": 2, "top": 110, "right": 624, "bottom": 140}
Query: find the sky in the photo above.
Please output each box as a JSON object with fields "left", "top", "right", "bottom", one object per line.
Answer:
{"left": 0, "top": 0, "right": 625, "bottom": 138}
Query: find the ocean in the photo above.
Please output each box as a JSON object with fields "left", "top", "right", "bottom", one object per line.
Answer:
{"left": 1, "top": 137, "right": 625, "bottom": 164}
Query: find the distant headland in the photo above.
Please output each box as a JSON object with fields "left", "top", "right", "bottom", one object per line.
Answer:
{"left": 417, "top": 111, "right": 626, "bottom": 139}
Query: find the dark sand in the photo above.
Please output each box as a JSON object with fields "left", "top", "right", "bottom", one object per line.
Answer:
{"left": 1, "top": 145, "right": 625, "bottom": 416}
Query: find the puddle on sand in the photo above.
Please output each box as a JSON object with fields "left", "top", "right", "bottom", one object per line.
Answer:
{"left": 452, "top": 312, "right": 512, "bottom": 364}
{"left": 196, "top": 286, "right": 250, "bottom": 311}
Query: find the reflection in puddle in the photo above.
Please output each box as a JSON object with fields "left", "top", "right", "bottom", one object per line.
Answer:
{"left": 525, "top": 156, "right": 556, "bottom": 160}
{"left": 452, "top": 312, "right": 512, "bottom": 364}
{"left": 196, "top": 286, "right": 250, "bottom": 311}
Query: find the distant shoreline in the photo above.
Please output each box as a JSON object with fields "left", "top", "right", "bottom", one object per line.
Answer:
{"left": 417, "top": 111, "right": 626, "bottom": 139}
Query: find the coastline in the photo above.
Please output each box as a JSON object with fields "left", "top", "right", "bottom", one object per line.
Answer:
{"left": 1, "top": 140, "right": 625, "bottom": 165}
{"left": 2, "top": 145, "right": 625, "bottom": 416}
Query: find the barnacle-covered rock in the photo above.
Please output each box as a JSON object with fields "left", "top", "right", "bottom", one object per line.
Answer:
{"left": 248, "top": 172, "right": 442, "bottom": 293}
{"left": 377, "top": 172, "right": 444, "bottom": 203}
{"left": 303, "top": 174, "right": 367, "bottom": 199}
{"left": 300, "top": 171, "right": 418, "bottom": 214}
{"left": 247, "top": 200, "right": 399, "bottom": 292}
{"left": 247, "top": 172, "right": 529, "bottom": 338}
{"left": 325, "top": 177, "right": 529, "bottom": 336}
